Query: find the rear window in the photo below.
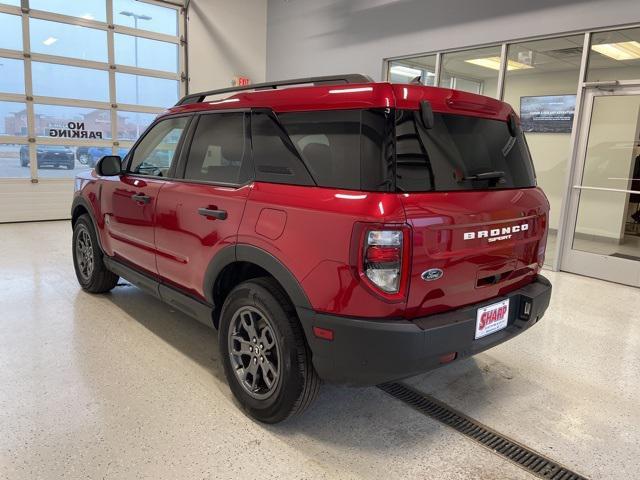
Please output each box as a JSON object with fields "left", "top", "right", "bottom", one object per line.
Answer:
{"left": 395, "top": 109, "right": 536, "bottom": 192}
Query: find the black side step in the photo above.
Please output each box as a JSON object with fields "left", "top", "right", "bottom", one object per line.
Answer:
{"left": 104, "top": 257, "right": 215, "bottom": 329}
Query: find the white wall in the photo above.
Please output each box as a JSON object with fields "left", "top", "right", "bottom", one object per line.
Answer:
{"left": 188, "top": 0, "right": 267, "bottom": 92}
{"left": 266, "top": 0, "right": 640, "bottom": 81}
{"left": 0, "top": 180, "right": 74, "bottom": 223}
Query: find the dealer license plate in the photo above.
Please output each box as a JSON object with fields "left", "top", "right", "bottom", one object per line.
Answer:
{"left": 475, "top": 299, "right": 510, "bottom": 339}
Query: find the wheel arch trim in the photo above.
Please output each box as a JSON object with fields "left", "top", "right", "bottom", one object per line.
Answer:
{"left": 203, "top": 244, "right": 312, "bottom": 311}
{"left": 71, "top": 195, "right": 104, "bottom": 253}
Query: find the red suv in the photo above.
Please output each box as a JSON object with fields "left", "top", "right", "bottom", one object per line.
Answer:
{"left": 71, "top": 74, "right": 552, "bottom": 423}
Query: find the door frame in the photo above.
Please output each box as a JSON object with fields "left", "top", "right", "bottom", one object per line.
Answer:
{"left": 557, "top": 83, "right": 640, "bottom": 286}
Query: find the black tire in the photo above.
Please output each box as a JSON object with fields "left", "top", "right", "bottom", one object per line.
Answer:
{"left": 66, "top": 162, "right": 74, "bottom": 170}
{"left": 219, "top": 277, "right": 320, "bottom": 423}
{"left": 72, "top": 214, "right": 119, "bottom": 293}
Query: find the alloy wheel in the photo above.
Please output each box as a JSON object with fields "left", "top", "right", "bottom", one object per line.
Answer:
{"left": 75, "top": 225, "right": 94, "bottom": 281}
{"left": 228, "top": 306, "right": 281, "bottom": 399}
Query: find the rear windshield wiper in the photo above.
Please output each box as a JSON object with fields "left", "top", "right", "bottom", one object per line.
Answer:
{"left": 460, "top": 171, "right": 505, "bottom": 182}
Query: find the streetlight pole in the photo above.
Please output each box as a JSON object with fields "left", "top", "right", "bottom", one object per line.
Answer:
{"left": 119, "top": 11, "right": 151, "bottom": 138}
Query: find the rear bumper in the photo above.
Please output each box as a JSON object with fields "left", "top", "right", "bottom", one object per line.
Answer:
{"left": 298, "top": 274, "right": 552, "bottom": 386}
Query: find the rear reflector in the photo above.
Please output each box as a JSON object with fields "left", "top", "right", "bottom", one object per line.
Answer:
{"left": 365, "top": 245, "right": 401, "bottom": 263}
{"left": 313, "top": 326, "right": 334, "bottom": 341}
{"left": 438, "top": 352, "right": 457, "bottom": 364}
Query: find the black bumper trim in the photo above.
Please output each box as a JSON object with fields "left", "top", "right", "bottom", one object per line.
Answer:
{"left": 298, "top": 275, "right": 552, "bottom": 386}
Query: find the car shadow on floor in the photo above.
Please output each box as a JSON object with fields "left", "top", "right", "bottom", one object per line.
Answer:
{"left": 104, "top": 282, "right": 227, "bottom": 382}
{"left": 101, "top": 282, "right": 504, "bottom": 453}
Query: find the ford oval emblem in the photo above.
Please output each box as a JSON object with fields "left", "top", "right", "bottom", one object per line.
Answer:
{"left": 421, "top": 268, "right": 443, "bottom": 282}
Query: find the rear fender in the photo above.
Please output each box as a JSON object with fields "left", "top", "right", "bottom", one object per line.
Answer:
{"left": 202, "top": 244, "right": 312, "bottom": 311}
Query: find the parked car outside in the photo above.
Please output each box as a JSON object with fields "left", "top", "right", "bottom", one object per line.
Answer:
{"left": 76, "top": 147, "right": 129, "bottom": 167}
{"left": 20, "top": 145, "right": 75, "bottom": 170}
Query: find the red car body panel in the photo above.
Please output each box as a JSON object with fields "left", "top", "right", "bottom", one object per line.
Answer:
{"left": 154, "top": 182, "right": 251, "bottom": 297}
{"left": 401, "top": 188, "right": 548, "bottom": 320}
{"left": 238, "top": 182, "right": 407, "bottom": 318}
{"left": 99, "top": 174, "right": 168, "bottom": 276}
{"left": 166, "top": 83, "right": 514, "bottom": 120}
{"left": 74, "top": 81, "right": 548, "bottom": 323}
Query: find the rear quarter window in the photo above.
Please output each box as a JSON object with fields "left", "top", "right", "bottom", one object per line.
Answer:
{"left": 251, "top": 112, "right": 315, "bottom": 186}
{"left": 279, "top": 110, "right": 361, "bottom": 190}
{"left": 278, "top": 109, "right": 393, "bottom": 191}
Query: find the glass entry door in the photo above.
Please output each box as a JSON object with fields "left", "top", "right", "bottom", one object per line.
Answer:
{"left": 560, "top": 85, "right": 640, "bottom": 286}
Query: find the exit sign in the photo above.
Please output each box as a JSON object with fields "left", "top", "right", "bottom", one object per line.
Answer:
{"left": 233, "top": 76, "right": 251, "bottom": 86}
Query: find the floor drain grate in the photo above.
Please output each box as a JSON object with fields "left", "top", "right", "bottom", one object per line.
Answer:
{"left": 379, "top": 382, "right": 589, "bottom": 480}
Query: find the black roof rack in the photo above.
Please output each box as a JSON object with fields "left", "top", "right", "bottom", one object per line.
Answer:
{"left": 175, "top": 73, "right": 373, "bottom": 106}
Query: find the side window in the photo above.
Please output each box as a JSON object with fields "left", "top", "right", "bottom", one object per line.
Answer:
{"left": 278, "top": 110, "right": 362, "bottom": 189}
{"left": 251, "top": 112, "right": 314, "bottom": 186}
{"left": 128, "top": 116, "right": 188, "bottom": 177}
{"left": 184, "top": 113, "right": 250, "bottom": 184}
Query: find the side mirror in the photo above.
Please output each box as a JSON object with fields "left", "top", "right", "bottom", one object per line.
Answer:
{"left": 420, "top": 100, "right": 434, "bottom": 129}
{"left": 95, "top": 155, "right": 122, "bottom": 176}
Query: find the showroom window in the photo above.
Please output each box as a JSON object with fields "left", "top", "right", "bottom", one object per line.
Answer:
{"left": 439, "top": 46, "right": 503, "bottom": 96}
{"left": 0, "top": 0, "right": 184, "bottom": 181}
{"left": 502, "top": 35, "right": 584, "bottom": 266}
{"left": 588, "top": 27, "right": 640, "bottom": 82}
{"left": 388, "top": 55, "right": 437, "bottom": 86}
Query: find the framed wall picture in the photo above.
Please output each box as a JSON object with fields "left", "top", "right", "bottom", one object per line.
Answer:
{"left": 520, "top": 95, "right": 576, "bottom": 133}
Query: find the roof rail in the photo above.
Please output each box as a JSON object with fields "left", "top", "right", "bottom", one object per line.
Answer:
{"left": 175, "top": 73, "right": 373, "bottom": 106}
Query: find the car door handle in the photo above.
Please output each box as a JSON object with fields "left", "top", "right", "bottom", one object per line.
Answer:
{"left": 131, "top": 193, "right": 151, "bottom": 204}
{"left": 198, "top": 207, "right": 228, "bottom": 220}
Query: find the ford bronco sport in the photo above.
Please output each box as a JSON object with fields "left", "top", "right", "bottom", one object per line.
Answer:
{"left": 71, "top": 74, "right": 552, "bottom": 423}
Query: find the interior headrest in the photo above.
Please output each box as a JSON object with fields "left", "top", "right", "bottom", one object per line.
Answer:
{"left": 302, "top": 142, "right": 331, "bottom": 162}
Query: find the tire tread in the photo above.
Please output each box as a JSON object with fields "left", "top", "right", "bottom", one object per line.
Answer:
{"left": 74, "top": 214, "right": 119, "bottom": 294}
{"left": 250, "top": 277, "right": 321, "bottom": 419}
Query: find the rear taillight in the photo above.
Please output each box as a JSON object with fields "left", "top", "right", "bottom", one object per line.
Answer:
{"left": 354, "top": 225, "right": 410, "bottom": 301}
{"left": 364, "top": 230, "right": 403, "bottom": 293}
{"left": 537, "top": 213, "right": 548, "bottom": 268}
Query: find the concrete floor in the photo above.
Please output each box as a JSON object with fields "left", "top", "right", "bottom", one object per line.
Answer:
{"left": 1, "top": 221, "right": 639, "bottom": 480}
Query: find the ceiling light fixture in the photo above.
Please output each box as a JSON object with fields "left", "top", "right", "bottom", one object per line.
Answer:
{"left": 465, "top": 56, "right": 533, "bottom": 71}
{"left": 42, "top": 37, "right": 58, "bottom": 46}
{"left": 390, "top": 65, "right": 423, "bottom": 78}
{"left": 591, "top": 41, "right": 640, "bottom": 60}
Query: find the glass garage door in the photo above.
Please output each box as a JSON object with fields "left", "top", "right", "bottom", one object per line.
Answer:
{"left": 0, "top": 0, "right": 184, "bottom": 222}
